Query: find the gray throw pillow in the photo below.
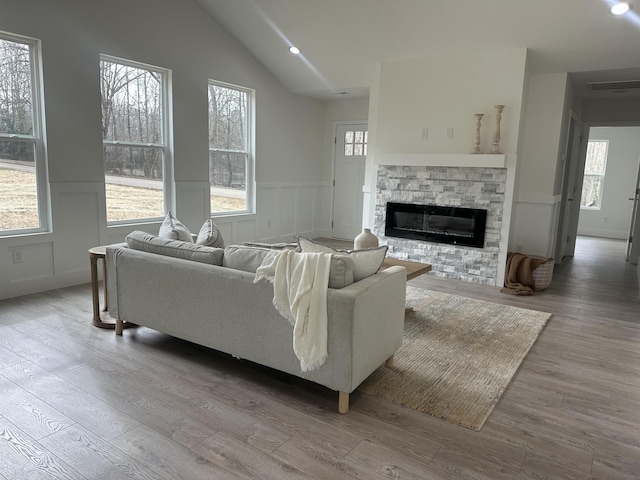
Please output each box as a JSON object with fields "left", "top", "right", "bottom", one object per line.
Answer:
{"left": 298, "top": 237, "right": 387, "bottom": 282}
{"left": 158, "top": 212, "right": 193, "bottom": 242}
{"left": 196, "top": 219, "right": 225, "bottom": 248}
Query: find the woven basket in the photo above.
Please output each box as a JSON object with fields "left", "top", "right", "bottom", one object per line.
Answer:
{"left": 531, "top": 256, "right": 554, "bottom": 290}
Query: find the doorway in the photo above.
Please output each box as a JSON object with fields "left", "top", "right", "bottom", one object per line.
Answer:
{"left": 332, "top": 122, "right": 367, "bottom": 240}
{"left": 559, "top": 124, "right": 640, "bottom": 264}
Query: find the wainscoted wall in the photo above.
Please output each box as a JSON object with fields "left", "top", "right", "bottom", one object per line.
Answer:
{"left": 373, "top": 155, "right": 515, "bottom": 286}
{"left": 0, "top": 179, "right": 332, "bottom": 300}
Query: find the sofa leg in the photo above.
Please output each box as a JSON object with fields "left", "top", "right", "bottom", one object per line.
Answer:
{"left": 115, "top": 319, "right": 124, "bottom": 336}
{"left": 338, "top": 391, "right": 349, "bottom": 414}
{"left": 385, "top": 354, "right": 395, "bottom": 368}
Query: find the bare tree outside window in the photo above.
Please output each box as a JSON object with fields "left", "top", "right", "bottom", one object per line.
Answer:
{"left": 208, "top": 82, "right": 252, "bottom": 214}
{"left": 580, "top": 140, "right": 608, "bottom": 209}
{"left": 100, "top": 57, "right": 167, "bottom": 222}
{"left": 0, "top": 34, "right": 44, "bottom": 233}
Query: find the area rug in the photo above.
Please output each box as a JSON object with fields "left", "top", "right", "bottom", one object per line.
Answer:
{"left": 358, "top": 286, "right": 551, "bottom": 431}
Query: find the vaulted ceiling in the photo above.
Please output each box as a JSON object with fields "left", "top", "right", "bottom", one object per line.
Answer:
{"left": 197, "top": 0, "right": 640, "bottom": 100}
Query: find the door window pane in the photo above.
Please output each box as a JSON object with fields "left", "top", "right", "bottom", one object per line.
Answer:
{"left": 343, "top": 130, "right": 367, "bottom": 157}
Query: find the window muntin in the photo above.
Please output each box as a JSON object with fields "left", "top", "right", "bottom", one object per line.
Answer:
{"left": 0, "top": 33, "right": 47, "bottom": 234}
{"left": 208, "top": 81, "right": 253, "bottom": 214}
{"left": 581, "top": 140, "right": 608, "bottom": 210}
{"left": 100, "top": 56, "right": 169, "bottom": 223}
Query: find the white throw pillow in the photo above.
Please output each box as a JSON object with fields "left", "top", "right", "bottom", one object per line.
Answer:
{"left": 196, "top": 219, "right": 225, "bottom": 248}
{"left": 158, "top": 212, "right": 193, "bottom": 242}
{"left": 298, "top": 237, "right": 387, "bottom": 282}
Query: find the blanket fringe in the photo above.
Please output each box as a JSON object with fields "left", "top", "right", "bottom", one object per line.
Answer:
{"left": 300, "top": 353, "right": 328, "bottom": 373}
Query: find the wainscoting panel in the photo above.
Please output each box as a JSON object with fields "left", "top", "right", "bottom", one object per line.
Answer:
{"left": 255, "top": 181, "right": 332, "bottom": 243}
{"left": 56, "top": 188, "right": 103, "bottom": 273}
{"left": 511, "top": 194, "right": 561, "bottom": 259}
{"left": 256, "top": 186, "right": 278, "bottom": 241}
{"left": 315, "top": 184, "right": 333, "bottom": 239}
{"left": 279, "top": 187, "right": 298, "bottom": 239}
{"left": 296, "top": 186, "right": 316, "bottom": 238}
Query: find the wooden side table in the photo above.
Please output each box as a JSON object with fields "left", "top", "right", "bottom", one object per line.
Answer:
{"left": 89, "top": 246, "right": 116, "bottom": 328}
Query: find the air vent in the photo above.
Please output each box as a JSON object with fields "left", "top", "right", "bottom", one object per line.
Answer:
{"left": 587, "top": 80, "right": 640, "bottom": 91}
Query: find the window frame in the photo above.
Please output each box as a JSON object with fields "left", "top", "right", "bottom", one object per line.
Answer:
{"left": 207, "top": 79, "right": 255, "bottom": 216}
{"left": 100, "top": 54, "right": 173, "bottom": 225}
{"left": 580, "top": 139, "right": 608, "bottom": 211}
{"left": 0, "top": 30, "right": 48, "bottom": 236}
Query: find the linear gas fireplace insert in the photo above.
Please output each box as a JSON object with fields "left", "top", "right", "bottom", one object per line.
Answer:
{"left": 385, "top": 202, "right": 487, "bottom": 248}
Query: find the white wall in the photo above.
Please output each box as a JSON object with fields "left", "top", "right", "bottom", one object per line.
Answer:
{"left": 0, "top": 0, "right": 329, "bottom": 300}
{"left": 578, "top": 126, "right": 640, "bottom": 239}
{"left": 374, "top": 48, "right": 527, "bottom": 156}
{"left": 510, "top": 73, "right": 570, "bottom": 257}
{"left": 364, "top": 48, "right": 529, "bottom": 230}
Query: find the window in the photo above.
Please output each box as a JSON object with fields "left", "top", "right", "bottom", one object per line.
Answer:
{"left": 0, "top": 32, "right": 47, "bottom": 234}
{"left": 208, "top": 81, "right": 253, "bottom": 214}
{"left": 581, "top": 140, "right": 608, "bottom": 209}
{"left": 344, "top": 130, "right": 367, "bottom": 156}
{"left": 100, "top": 56, "right": 170, "bottom": 223}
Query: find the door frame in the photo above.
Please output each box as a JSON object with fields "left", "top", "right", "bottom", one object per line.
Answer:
{"left": 331, "top": 120, "right": 368, "bottom": 239}
{"left": 559, "top": 120, "right": 640, "bottom": 261}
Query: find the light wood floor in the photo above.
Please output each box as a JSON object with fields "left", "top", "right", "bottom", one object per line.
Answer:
{"left": 0, "top": 236, "right": 639, "bottom": 479}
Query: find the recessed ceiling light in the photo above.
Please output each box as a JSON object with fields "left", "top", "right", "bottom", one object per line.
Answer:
{"left": 611, "top": 2, "right": 631, "bottom": 15}
{"left": 288, "top": 46, "right": 301, "bottom": 55}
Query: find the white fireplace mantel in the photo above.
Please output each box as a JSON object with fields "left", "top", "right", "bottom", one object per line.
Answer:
{"left": 374, "top": 153, "right": 507, "bottom": 168}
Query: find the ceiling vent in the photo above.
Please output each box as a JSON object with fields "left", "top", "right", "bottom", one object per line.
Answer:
{"left": 587, "top": 80, "right": 640, "bottom": 91}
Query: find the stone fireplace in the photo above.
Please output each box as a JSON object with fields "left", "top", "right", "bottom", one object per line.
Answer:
{"left": 372, "top": 154, "right": 514, "bottom": 286}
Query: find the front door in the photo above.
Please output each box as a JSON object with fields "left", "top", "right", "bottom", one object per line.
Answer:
{"left": 332, "top": 123, "right": 367, "bottom": 240}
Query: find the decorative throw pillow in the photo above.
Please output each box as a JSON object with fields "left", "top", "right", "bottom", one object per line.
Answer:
{"left": 158, "top": 212, "right": 193, "bottom": 242}
{"left": 196, "top": 219, "right": 225, "bottom": 248}
{"left": 298, "top": 237, "right": 387, "bottom": 282}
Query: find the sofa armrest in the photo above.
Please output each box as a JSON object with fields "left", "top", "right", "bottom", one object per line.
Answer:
{"left": 326, "top": 265, "right": 407, "bottom": 392}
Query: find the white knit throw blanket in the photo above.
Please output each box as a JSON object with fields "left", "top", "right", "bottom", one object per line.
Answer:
{"left": 255, "top": 249, "right": 331, "bottom": 372}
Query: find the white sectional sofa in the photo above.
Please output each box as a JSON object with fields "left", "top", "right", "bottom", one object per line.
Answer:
{"left": 106, "top": 232, "right": 407, "bottom": 413}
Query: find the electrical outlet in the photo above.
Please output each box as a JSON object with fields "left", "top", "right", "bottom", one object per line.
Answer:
{"left": 12, "top": 248, "right": 23, "bottom": 263}
{"left": 421, "top": 128, "right": 428, "bottom": 140}
{"left": 446, "top": 127, "right": 454, "bottom": 140}
{"left": 267, "top": 220, "right": 272, "bottom": 228}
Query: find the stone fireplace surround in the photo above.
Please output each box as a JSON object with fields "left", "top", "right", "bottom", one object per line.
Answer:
{"left": 372, "top": 154, "right": 515, "bottom": 286}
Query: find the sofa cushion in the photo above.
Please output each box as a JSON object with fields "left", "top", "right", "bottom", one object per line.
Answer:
{"left": 158, "top": 212, "right": 193, "bottom": 242}
{"left": 126, "top": 230, "right": 223, "bottom": 265}
{"left": 224, "top": 244, "right": 355, "bottom": 288}
{"left": 223, "top": 245, "right": 277, "bottom": 273}
{"left": 196, "top": 219, "right": 225, "bottom": 248}
{"left": 298, "top": 237, "right": 387, "bottom": 282}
